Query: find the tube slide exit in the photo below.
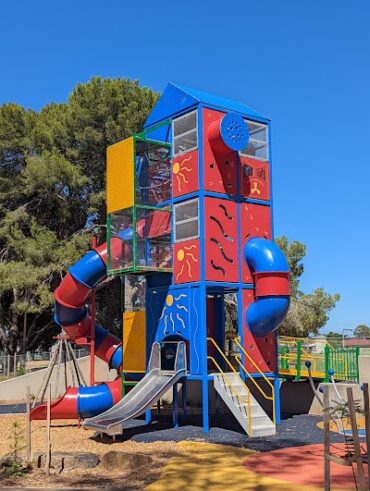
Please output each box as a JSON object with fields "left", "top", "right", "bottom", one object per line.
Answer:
{"left": 244, "top": 238, "right": 290, "bottom": 337}
{"left": 31, "top": 240, "right": 124, "bottom": 420}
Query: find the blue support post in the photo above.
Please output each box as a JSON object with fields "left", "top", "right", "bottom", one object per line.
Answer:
{"left": 181, "top": 379, "right": 187, "bottom": 424}
{"left": 274, "top": 375, "right": 281, "bottom": 425}
{"left": 145, "top": 409, "right": 151, "bottom": 424}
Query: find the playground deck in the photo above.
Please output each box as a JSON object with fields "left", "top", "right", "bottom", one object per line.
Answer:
{"left": 278, "top": 336, "right": 359, "bottom": 382}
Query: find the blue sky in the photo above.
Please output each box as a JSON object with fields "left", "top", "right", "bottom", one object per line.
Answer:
{"left": 1, "top": 0, "right": 369, "bottom": 333}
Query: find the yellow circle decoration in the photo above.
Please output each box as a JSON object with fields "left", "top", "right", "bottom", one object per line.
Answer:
{"left": 166, "top": 294, "right": 174, "bottom": 307}
{"left": 177, "top": 249, "right": 185, "bottom": 261}
{"left": 173, "top": 162, "right": 180, "bottom": 175}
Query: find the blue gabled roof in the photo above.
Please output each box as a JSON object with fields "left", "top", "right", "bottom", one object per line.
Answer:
{"left": 144, "top": 83, "right": 267, "bottom": 128}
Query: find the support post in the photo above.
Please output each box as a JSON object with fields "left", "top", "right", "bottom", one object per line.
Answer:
{"left": 273, "top": 375, "right": 281, "bottom": 425}
{"left": 295, "top": 340, "right": 301, "bottom": 381}
{"left": 26, "top": 386, "right": 31, "bottom": 466}
{"left": 363, "top": 383, "right": 370, "bottom": 487}
{"left": 45, "top": 384, "right": 51, "bottom": 476}
{"left": 90, "top": 235, "right": 97, "bottom": 387}
{"left": 323, "top": 386, "right": 330, "bottom": 491}
{"left": 172, "top": 383, "right": 179, "bottom": 429}
{"left": 182, "top": 379, "right": 187, "bottom": 424}
{"left": 347, "top": 387, "right": 366, "bottom": 490}
{"left": 324, "top": 344, "right": 330, "bottom": 382}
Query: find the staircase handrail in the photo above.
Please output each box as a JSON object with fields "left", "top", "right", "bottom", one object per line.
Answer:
{"left": 207, "top": 337, "right": 252, "bottom": 435}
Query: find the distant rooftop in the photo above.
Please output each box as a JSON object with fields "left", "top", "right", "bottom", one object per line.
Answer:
{"left": 343, "top": 338, "right": 370, "bottom": 348}
{"left": 144, "top": 82, "right": 268, "bottom": 128}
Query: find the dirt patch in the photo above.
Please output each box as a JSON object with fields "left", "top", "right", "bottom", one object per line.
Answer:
{"left": 0, "top": 414, "right": 178, "bottom": 489}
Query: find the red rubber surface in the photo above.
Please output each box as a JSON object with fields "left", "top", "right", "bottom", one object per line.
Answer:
{"left": 244, "top": 443, "right": 359, "bottom": 489}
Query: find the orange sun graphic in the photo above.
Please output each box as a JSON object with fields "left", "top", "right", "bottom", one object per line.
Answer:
{"left": 172, "top": 156, "right": 192, "bottom": 192}
{"left": 176, "top": 245, "right": 199, "bottom": 281}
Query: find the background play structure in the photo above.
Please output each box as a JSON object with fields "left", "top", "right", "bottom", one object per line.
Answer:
{"left": 31, "top": 83, "right": 293, "bottom": 437}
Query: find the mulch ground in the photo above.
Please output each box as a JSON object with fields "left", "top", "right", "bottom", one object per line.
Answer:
{"left": 0, "top": 414, "right": 178, "bottom": 488}
{"left": 0, "top": 413, "right": 359, "bottom": 489}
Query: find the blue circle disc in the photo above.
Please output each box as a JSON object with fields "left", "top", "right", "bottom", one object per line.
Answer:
{"left": 220, "top": 112, "right": 249, "bottom": 151}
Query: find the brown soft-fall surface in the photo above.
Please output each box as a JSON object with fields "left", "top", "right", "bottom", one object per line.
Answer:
{"left": 0, "top": 414, "right": 178, "bottom": 489}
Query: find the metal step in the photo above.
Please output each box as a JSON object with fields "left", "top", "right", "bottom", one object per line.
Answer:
{"left": 214, "top": 372, "right": 276, "bottom": 437}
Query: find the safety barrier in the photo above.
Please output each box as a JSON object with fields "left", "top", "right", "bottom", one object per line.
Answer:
{"left": 278, "top": 336, "right": 359, "bottom": 382}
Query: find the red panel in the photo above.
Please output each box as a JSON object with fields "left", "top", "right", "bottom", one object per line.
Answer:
{"left": 203, "top": 108, "right": 237, "bottom": 195}
{"left": 240, "top": 156, "right": 270, "bottom": 201}
{"left": 204, "top": 197, "right": 238, "bottom": 282}
{"left": 242, "top": 290, "right": 277, "bottom": 373}
{"left": 172, "top": 150, "right": 198, "bottom": 197}
{"left": 241, "top": 203, "right": 272, "bottom": 283}
{"left": 147, "top": 210, "right": 171, "bottom": 238}
{"left": 173, "top": 239, "right": 200, "bottom": 284}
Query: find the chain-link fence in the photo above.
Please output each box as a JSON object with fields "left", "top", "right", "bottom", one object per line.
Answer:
{"left": 0, "top": 348, "right": 89, "bottom": 381}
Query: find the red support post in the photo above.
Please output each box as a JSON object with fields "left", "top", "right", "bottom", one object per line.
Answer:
{"left": 90, "top": 235, "right": 97, "bottom": 386}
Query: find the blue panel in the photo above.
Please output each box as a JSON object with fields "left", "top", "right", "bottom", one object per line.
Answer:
{"left": 175, "top": 84, "right": 266, "bottom": 119}
{"left": 110, "top": 345, "right": 122, "bottom": 370}
{"left": 247, "top": 296, "right": 290, "bottom": 336}
{"left": 69, "top": 250, "right": 106, "bottom": 289}
{"left": 77, "top": 384, "right": 113, "bottom": 418}
{"left": 145, "top": 83, "right": 198, "bottom": 128}
{"left": 189, "top": 287, "right": 202, "bottom": 376}
{"left": 244, "top": 238, "right": 289, "bottom": 272}
{"left": 144, "top": 83, "right": 267, "bottom": 128}
{"left": 220, "top": 113, "right": 249, "bottom": 151}
{"left": 54, "top": 302, "right": 86, "bottom": 326}
{"left": 153, "top": 286, "right": 191, "bottom": 342}
{"left": 144, "top": 124, "right": 171, "bottom": 144}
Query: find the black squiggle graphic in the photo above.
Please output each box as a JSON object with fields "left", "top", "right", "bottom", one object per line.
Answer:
{"left": 218, "top": 204, "right": 233, "bottom": 220}
{"left": 210, "top": 238, "right": 233, "bottom": 263}
{"left": 210, "top": 216, "right": 234, "bottom": 242}
{"left": 210, "top": 260, "right": 226, "bottom": 276}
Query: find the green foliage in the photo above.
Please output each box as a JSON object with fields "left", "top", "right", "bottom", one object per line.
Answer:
{"left": 326, "top": 331, "right": 342, "bottom": 346}
{"left": 354, "top": 324, "right": 370, "bottom": 338}
{"left": 0, "top": 77, "right": 158, "bottom": 353}
{"left": 276, "top": 236, "right": 340, "bottom": 337}
{"left": 275, "top": 236, "right": 305, "bottom": 296}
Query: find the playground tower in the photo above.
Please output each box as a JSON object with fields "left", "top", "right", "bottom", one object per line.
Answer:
{"left": 106, "top": 83, "right": 290, "bottom": 432}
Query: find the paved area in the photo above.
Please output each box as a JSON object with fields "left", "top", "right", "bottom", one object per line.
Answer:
{"left": 0, "top": 403, "right": 26, "bottom": 414}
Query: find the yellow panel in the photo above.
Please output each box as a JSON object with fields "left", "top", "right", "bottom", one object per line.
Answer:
{"left": 122, "top": 311, "right": 146, "bottom": 372}
{"left": 107, "top": 137, "right": 134, "bottom": 214}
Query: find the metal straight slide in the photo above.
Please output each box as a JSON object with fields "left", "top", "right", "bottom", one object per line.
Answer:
{"left": 83, "top": 341, "right": 187, "bottom": 436}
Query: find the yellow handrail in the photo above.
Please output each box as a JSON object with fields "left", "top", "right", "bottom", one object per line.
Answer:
{"left": 207, "top": 337, "right": 254, "bottom": 435}
{"left": 207, "top": 355, "right": 252, "bottom": 435}
{"left": 233, "top": 337, "right": 275, "bottom": 427}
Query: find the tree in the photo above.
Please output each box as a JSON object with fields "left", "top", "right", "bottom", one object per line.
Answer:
{"left": 326, "top": 331, "right": 342, "bottom": 346}
{"left": 0, "top": 78, "right": 158, "bottom": 354}
{"left": 353, "top": 324, "right": 370, "bottom": 338}
{"left": 276, "top": 236, "right": 340, "bottom": 337}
